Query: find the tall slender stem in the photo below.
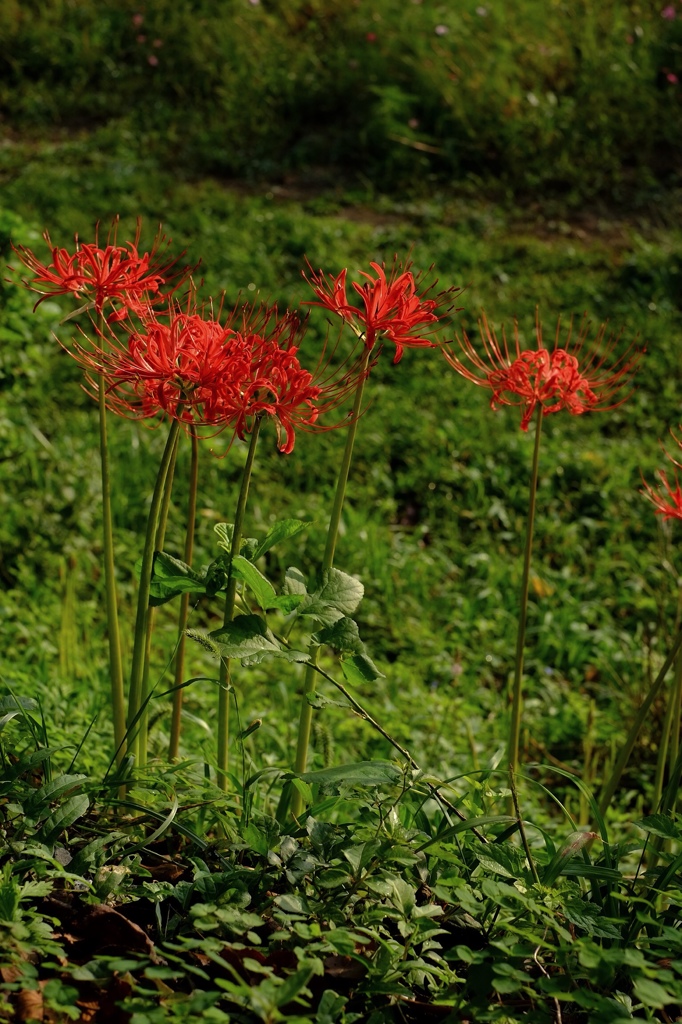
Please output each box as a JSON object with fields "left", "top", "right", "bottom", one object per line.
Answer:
{"left": 138, "top": 431, "right": 179, "bottom": 766}
{"left": 290, "top": 348, "right": 371, "bottom": 818}
{"left": 169, "top": 429, "right": 199, "bottom": 761}
{"left": 127, "top": 419, "right": 181, "bottom": 763}
{"left": 217, "top": 417, "right": 262, "bottom": 792}
{"left": 508, "top": 403, "right": 543, "bottom": 781}
{"left": 97, "top": 318, "right": 126, "bottom": 764}
{"left": 598, "top": 626, "right": 682, "bottom": 815}
{"left": 669, "top": 649, "right": 682, "bottom": 816}
{"left": 653, "top": 665, "right": 678, "bottom": 812}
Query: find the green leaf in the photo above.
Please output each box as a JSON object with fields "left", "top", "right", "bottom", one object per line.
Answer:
{"left": 0, "top": 711, "right": 23, "bottom": 732}
{"left": 418, "top": 815, "right": 516, "bottom": 851}
{"left": 562, "top": 897, "right": 621, "bottom": 938}
{"left": 283, "top": 566, "right": 308, "bottom": 597}
{"left": 341, "top": 653, "right": 384, "bottom": 686}
{"left": 214, "top": 523, "right": 257, "bottom": 559}
{"left": 635, "top": 814, "right": 682, "bottom": 840}
{"left": 295, "top": 760, "right": 403, "bottom": 790}
{"left": 312, "top": 617, "right": 364, "bottom": 655}
{"left": 69, "top": 832, "right": 128, "bottom": 875}
{"left": 210, "top": 615, "right": 309, "bottom": 666}
{"left": 214, "top": 522, "right": 233, "bottom": 552}
{"left": 231, "top": 555, "right": 277, "bottom": 610}
{"left": 477, "top": 844, "right": 525, "bottom": 879}
{"left": 270, "top": 594, "right": 304, "bottom": 613}
{"left": 36, "top": 794, "right": 90, "bottom": 844}
{"left": 252, "top": 519, "right": 311, "bottom": 560}
{"left": 26, "top": 774, "right": 88, "bottom": 813}
{"left": 305, "top": 692, "right": 352, "bottom": 710}
{"left": 275, "top": 961, "right": 323, "bottom": 1007}
{"left": 633, "top": 977, "right": 676, "bottom": 1008}
{"left": 299, "top": 569, "right": 364, "bottom": 625}
{"left": 4, "top": 748, "right": 55, "bottom": 783}
{"left": 0, "top": 695, "right": 38, "bottom": 714}
{"left": 543, "top": 830, "right": 599, "bottom": 885}
{"left": 149, "top": 551, "right": 206, "bottom": 606}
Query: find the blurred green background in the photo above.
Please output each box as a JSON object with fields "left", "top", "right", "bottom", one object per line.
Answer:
{"left": 1, "top": 0, "right": 682, "bottom": 817}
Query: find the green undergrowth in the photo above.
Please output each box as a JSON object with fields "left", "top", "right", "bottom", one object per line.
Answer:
{"left": 2, "top": 709, "right": 682, "bottom": 1022}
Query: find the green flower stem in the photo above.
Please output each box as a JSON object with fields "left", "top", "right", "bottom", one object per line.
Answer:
{"left": 138, "top": 430, "right": 179, "bottom": 767}
{"left": 598, "top": 626, "right": 682, "bottom": 815}
{"left": 97, "top": 355, "right": 126, "bottom": 764}
{"left": 508, "top": 403, "right": 543, "bottom": 781}
{"left": 169, "top": 429, "right": 199, "bottom": 762}
{"left": 217, "top": 416, "right": 262, "bottom": 792}
{"left": 652, "top": 657, "right": 680, "bottom": 812}
{"left": 669, "top": 651, "right": 682, "bottom": 816}
{"left": 290, "top": 348, "right": 371, "bottom": 819}
{"left": 127, "top": 419, "right": 181, "bottom": 763}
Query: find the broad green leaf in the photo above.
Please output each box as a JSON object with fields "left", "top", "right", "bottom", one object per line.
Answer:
{"left": 633, "top": 977, "right": 676, "bottom": 1008}
{"left": 251, "top": 519, "right": 311, "bottom": 560}
{"left": 312, "top": 617, "right": 364, "bottom": 655}
{"left": 299, "top": 569, "right": 364, "bottom": 625}
{"left": 562, "top": 897, "right": 621, "bottom": 938}
{"left": 231, "top": 555, "right": 277, "bottom": 610}
{"left": 477, "top": 844, "right": 525, "bottom": 879}
{"left": 341, "top": 653, "right": 384, "bottom": 686}
{"left": 274, "top": 893, "right": 309, "bottom": 915}
{"left": 210, "top": 615, "right": 308, "bottom": 665}
{"left": 295, "top": 760, "right": 403, "bottom": 789}
{"left": 390, "top": 877, "right": 416, "bottom": 918}
{"left": 149, "top": 551, "right": 206, "bottom": 605}
{"left": 0, "top": 695, "right": 38, "bottom": 714}
{"left": 37, "top": 794, "right": 90, "bottom": 844}
{"left": 283, "top": 566, "right": 308, "bottom": 597}
{"left": 635, "top": 814, "right": 682, "bottom": 841}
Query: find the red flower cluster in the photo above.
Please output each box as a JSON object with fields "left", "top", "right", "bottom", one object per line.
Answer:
{"left": 11, "top": 220, "right": 189, "bottom": 320}
{"left": 74, "top": 304, "right": 356, "bottom": 453}
{"left": 443, "top": 312, "right": 640, "bottom": 430}
{"left": 642, "top": 438, "right": 682, "bottom": 522}
{"left": 305, "top": 259, "right": 459, "bottom": 363}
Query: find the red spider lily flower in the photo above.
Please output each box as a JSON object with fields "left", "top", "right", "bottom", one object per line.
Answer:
{"left": 443, "top": 311, "right": 641, "bottom": 430}
{"left": 642, "top": 469, "right": 682, "bottom": 521}
{"left": 224, "top": 308, "right": 363, "bottom": 454}
{"left": 642, "top": 437, "right": 682, "bottom": 521}
{"left": 304, "top": 258, "right": 461, "bottom": 363}
{"left": 11, "top": 218, "right": 190, "bottom": 320}
{"left": 70, "top": 302, "right": 362, "bottom": 450}
{"left": 73, "top": 307, "right": 251, "bottom": 429}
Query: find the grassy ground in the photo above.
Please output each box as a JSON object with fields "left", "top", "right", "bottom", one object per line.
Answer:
{"left": 2, "top": 4, "right": 682, "bottom": 1017}
{"left": 1, "top": 130, "right": 682, "bottom": 821}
